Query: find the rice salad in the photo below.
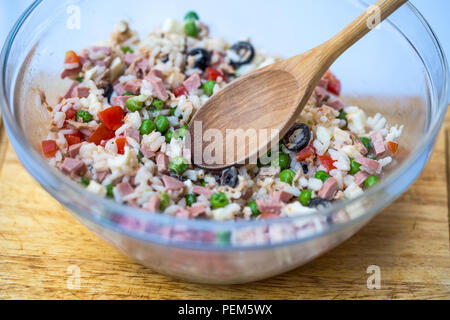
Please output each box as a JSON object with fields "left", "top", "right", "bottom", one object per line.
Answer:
{"left": 40, "top": 12, "right": 404, "bottom": 222}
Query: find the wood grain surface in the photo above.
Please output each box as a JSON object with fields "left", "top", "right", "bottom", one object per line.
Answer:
{"left": 0, "top": 110, "right": 448, "bottom": 300}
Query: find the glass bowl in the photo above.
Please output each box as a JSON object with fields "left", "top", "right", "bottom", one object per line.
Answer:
{"left": 0, "top": 0, "right": 448, "bottom": 284}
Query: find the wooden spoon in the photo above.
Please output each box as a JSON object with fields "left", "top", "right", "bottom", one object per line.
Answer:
{"left": 189, "top": 0, "right": 407, "bottom": 170}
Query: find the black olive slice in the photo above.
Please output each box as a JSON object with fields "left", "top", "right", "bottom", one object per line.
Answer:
{"left": 229, "top": 41, "right": 255, "bottom": 67}
{"left": 103, "top": 83, "right": 114, "bottom": 104}
{"left": 308, "top": 198, "right": 332, "bottom": 210}
{"left": 302, "top": 163, "right": 309, "bottom": 174}
{"left": 187, "top": 48, "right": 211, "bottom": 71}
{"left": 220, "top": 167, "right": 239, "bottom": 188}
{"left": 283, "top": 124, "right": 311, "bottom": 152}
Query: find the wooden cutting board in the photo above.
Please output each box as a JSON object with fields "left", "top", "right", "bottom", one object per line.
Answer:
{"left": 0, "top": 110, "right": 448, "bottom": 300}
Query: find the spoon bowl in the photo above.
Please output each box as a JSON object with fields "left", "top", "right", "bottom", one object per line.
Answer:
{"left": 189, "top": 0, "right": 407, "bottom": 170}
{"left": 189, "top": 67, "right": 305, "bottom": 169}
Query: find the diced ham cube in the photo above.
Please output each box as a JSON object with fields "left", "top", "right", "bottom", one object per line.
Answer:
{"left": 96, "top": 170, "right": 110, "bottom": 183}
{"left": 145, "top": 74, "right": 168, "bottom": 101}
{"left": 135, "top": 59, "right": 149, "bottom": 75}
{"left": 117, "top": 181, "right": 135, "bottom": 197}
{"left": 356, "top": 156, "right": 380, "bottom": 172}
{"left": 192, "top": 186, "right": 214, "bottom": 199}
{"left": 175, "top": 208, "right": 190, "bottom": 219}
{"left": 61, "top": 158, "right": 87, "bottom": 176}
{"left": 92, "top": 46, "right": 112, "bottom": 56}
{"left": 156, "top": 153, "right": 170, "bottom": 174}
{"left": 144, "top": 195, "right": 161, "bottom": 212}
{"left": 326, "top": 99, "right": 344, "bottom": 111}
{"left": 314, "top": 86, "right": 329, "bottom": 107}
{"left": 354, "top": 171, "right": 369, "bottom": 186}
{"left": 371, "top": 131, "right": 386, "bottom": 156}
{"left": 140, "top": 145, "right": 156, "bottom": 159}
{"left": 123, "top": 80, "right": 142, "bottom": 95}
{"left": 317, "top": 78, "right": 329, "bottom": 89}
{"left": 124, "top": 52, "right": 137, "bottom": 65}
{"left": 188, "top": 204, "right": 207, "bottom": 217}
{"left": 256, "top": 199, "right": 284, "bottom": 215}
{"left": 114, "top": 83, "right": 126, "bottom": 96}
{"left": 318, "top": 177, "right": 338, "bottom": 200}
{"left": 162, "top": 175, "right": 185, "bottom": 191}
{"left": 183, "top": 73, "right": 201, "bottom": 93}
{"left": 68, "top": 143, "right": 83, "bottom": 158}
{"left": 61, "top": 67, "right": 81, "bottom": 79}
{"left": 125, "top": 128, "right": 140, "bottom": 143}
{"left": 64, "top": 81, "right": 79, "bottom": 99}
{"left": 111, "top": 96, "right": 129, "bottom": 108}
{"left": 72, "top": 86, "right": 90, "bottom": 98}
{"left": 149, "top": 69, "right": 163, "bottom": 79}
{"left": 272, "top": 191, "right": 293, "bottom": 203}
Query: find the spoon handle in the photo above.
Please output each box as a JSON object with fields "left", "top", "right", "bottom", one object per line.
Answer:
{"left": 323, "top": 0, "right": 408, "bottom": 61}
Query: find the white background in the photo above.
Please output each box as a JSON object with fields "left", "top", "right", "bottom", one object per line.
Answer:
{"left": 1, "top": 0, "right": 448, "bottom": 56}
{"left": 1, "top": 0, "right": 448, "bottom": 100}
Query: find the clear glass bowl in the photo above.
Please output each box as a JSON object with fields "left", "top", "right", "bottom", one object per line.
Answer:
{"left": 0, "top": 0, "right": 448, "bottom": 284}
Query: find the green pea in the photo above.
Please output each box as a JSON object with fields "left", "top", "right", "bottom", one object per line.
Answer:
{"left": 106, "top": 184, "right": 114, "bottom": 198}
{"left": 152, "top": 99, "right": 164, "bottom": 110}
{"left": 315, "top": 170, "right": 330, "bottom": 182}
{"left": 216, "top": 231, "right": 231, "bottom": 245}
{"left": 272, "top": 152, "right": 290, "bottom": 170}
{"left": 169, "top": 156, "right": 189, "bottom": 175}
{"left": 178, "top": 125, "right": 188, "bottom": 138}
{"left": 140, "top": 119, "right": 156, "bottom": 135}
{"left": 155, "top": 115, "right": 169, "bottom": 133}
{"left": 121, "top": 46, "right": 134, "bottom": 54}
{"left": 203, "top": 80, "right": 216, "bottom": 97}
{"left": 280, "top": 169, "right": 295, "bottom": 184}
{"left": 126, "top": 96, "right": 144, "bottom": 112}
{"left": 337, "top": 109, "right": 347, "bottom": 120}
{"left": 349, "top": 158, "right": 361, "bottom": 175}
{"left": 165, "top": 130, "right": 174, "bottom": 143}
{"left": 123, "top": 91, "right": 135, "bottom": 96}
{"left": 210, "top": 192, "right": 229, "bottom": 209}
{"left": 160, "top": 193, "right": 170, "bottom": 211}
{"left": 365, "top": 176, "right": 380, "bottom": 188}
{"left": 248, "top": 201, "right": 260, "bottom": 217}
{"left": 184, "top": 11, "right": 200, "bottom": 21}
{"left": 75, "top": 76, "right": 83, "bottom": 83}
{"left": 200, "top": 180, "right": 207, "bottom": 187}
{"left": 185, "top": 193, "right": 197, "bottom": 207}
{"left": 184, "top": 20, "right": 199, "bottom": 38}
{"left": 76, "top": 110, "right": 93, "bottom": 123}
{"left": 299, "top": 190, "right": 312, "bottom": 206}
{"left": 359, "top": 137, "right": 373, "bottom": 153}
{"left": 81, "top": 177, "right": 90, "bottom": 187}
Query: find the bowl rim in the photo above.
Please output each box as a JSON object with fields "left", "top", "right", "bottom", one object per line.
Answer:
{"left": 0, "top": 0, "right": 448, "bottom": 251}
